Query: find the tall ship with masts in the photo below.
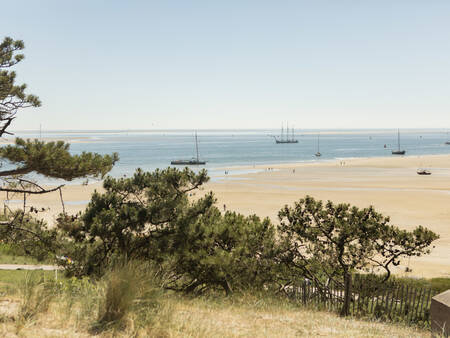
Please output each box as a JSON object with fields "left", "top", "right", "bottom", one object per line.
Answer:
{"left": 171, "top": 131, "right": 206, "bottom": 165}
{"left": 274, "top": 123, "right": 298, "bottom": 143}
{"left": 391, "top": 129, "right": 406, "bottom": 155}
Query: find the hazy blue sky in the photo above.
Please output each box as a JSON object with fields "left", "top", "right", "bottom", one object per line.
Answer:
{"left": 2, "top": 1, "right": 450, "bottom": 130}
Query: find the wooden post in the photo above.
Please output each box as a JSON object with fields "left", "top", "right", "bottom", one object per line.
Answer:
{"left": 384, "top": 288, "right": 390, "bottom": 314}
{"left": 351, "top": 287, "right": 356, "bottom": 315}
{"left": 405, "top": 286, "right": 413, "bottom": 319}
{"left": 413, "top": 288, "right": 423, "bottom": 321}
{"left": 421, "top": 289, "right": 431, "bottom": 320}
{"left": 370, "top": 288, "right": 376, "bottom": 314}
{"left": 388, "top": 285, "right": 397, "bottom": 319}
{"left": 356, "top": 286, "right": 361, "bottom": 315}
{"left": 400, "top": 285, "right": 408, "bottom": 315}
{"left": 408, "top": 288, "right": 417, "bottom": 322}
{"left": 302, "top": 281, "right": 307, "bottom": 305}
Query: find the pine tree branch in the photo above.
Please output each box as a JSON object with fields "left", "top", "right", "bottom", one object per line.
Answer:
{"left": 0, "top": 184, "right": 64, "bottom": 194}
{"left": 0, "top": 166, "right": 32, "bottom": 177}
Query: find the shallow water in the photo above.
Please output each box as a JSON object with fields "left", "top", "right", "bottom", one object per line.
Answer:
{"left": 4, "top": 129, "right": 450, "bottom": 184}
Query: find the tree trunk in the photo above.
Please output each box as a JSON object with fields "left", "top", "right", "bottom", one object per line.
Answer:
{"left": 221, "top": 279, "right": 233, "bottom": 296}
{"left": 340, "top": 272, "right": 352, "bottom": 317}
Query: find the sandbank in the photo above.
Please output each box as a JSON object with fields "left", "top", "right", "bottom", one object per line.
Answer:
{"left": 2, "top": 154, "right": 450, "bottom": 278}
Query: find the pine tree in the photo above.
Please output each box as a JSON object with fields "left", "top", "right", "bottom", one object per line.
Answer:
{"left": 0, "top": 36, "right": 118, "bottom": 252}
{"left": 278, "top": 196, "right": 439, "bottom": 316}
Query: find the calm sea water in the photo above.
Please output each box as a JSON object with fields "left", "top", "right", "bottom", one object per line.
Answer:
{"left": 7, "top": 129, "right": 450, "bottom": 184}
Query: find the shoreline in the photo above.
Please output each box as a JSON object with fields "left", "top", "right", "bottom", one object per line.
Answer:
{"left": 1, "top": 153, "right": 450, "bottom": 279}
{"left": 212, "top": 153, "right": 450, "bottom": 172}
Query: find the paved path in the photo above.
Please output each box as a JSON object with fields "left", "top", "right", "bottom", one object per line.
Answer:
{"left": 0, "top": 264, "right": 61, "bottom": 270}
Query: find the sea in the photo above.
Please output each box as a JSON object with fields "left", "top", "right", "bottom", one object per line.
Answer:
{"left": 5, "top": 129, "right": 450, "bottom": 185}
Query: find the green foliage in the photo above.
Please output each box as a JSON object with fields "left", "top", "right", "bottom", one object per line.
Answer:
{"left": 1, "top": 37, "right": 40, "bottom": 137}
{"left": 0, "top": 242, "right": 51, "bottom": 264}
{"left": 0, "top": 138, "right": 118, "bottom": 180}
{"left": 57, "top": 167, "right": 279, "bottom": 294}
{"left": 169, "top": 210, "right": 279, "bottom": 294}
{"left": 57, "top": 167, "right": 213, "bottom": 277}
{"left": 354, "top": 273, "right": 450, "bottom": 295}
{"left": 278, "top": 196, "right": 439, "bottom": 316}
{"left": 278, "top": 196, "right": 439, "bottom": 283}
{"left": 0, "top": 211, "right": 58, "bottom": 262}
{"left": 0, "top": 36, "right": 118, "bottom": 261}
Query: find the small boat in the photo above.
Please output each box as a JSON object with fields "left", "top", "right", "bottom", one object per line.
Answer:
{"left": 274, "top": 122, "right": 298, "bottom": 143}
{"left": 315, "top": 133, "right": 321, "bottom": 157}
{"left": 170, "top": 158, "right": 206, "bottom": 165}
{"left": 417, "top": 168, "right": 431, "bottom": 175}
{"left": 445, "top": 132, "right": 450, "bottom": 145}
{"left": 171, "top": 132, "right": 206, "bottom": 165}
{"left": 392, "top": 129, "right": 406, "bottom": 155}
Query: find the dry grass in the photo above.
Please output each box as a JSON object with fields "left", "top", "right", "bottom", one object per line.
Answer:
{"left": 0, "top": 269, "right": 430, "bottom": 337}
{"left": 161, "top": 295, "right": 428, "bottom": 338}
{"left": 0, "top": 291, "right": 429, "bottom": 337}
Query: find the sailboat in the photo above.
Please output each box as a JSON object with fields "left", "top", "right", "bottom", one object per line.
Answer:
{"left": 315, "top": 133, "right": 321, "bottom": 157}
{"left": 445, "top": 131, "right": 450, "bottom": 145}
{"left": 391, "top": 129, "right": 406, "bottom": 155}
{"left": 314, "top": 134, "right": 322, "bottom": 157}
{"left": 274, "top": 123, "right": 298, "bottom": 143}
{"left": 171, "top": 131, "right": 206, "bottom": 165}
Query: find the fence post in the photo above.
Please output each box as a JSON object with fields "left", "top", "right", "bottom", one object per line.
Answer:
{"left": 302, "top": 281, "right": 307, "bottom": 305}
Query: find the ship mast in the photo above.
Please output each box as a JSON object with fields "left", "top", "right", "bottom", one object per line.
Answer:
{"left": 195, "top": 131, "right": 199, "bottom": 162}
{"left": 286, "top": 122, "right": 289, "bottom": 142}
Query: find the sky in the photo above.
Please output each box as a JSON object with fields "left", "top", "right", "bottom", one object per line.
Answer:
{"left": 2, "top": 1, "right": 450, "bottom": 130}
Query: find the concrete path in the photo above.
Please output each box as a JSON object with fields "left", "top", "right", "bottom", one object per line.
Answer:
{"left": 0, "top": 264, "right": 61, "bottom": 270}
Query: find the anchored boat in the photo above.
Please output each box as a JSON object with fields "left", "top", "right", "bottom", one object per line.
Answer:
{"left": 274, "top": 123, "right": 298, "bottom": 143}
{"left": 315, "top": 133, "right": 321, "bottom": 157}
{"left": 392, "top": 129, "right": 406, "bottom": 155}
{"left": 171, "top": 132, "right": 206, "bottom": 165}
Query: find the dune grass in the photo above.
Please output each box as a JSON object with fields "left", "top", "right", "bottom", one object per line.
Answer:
{"left": 0, "top": 291, "right": 429, "bottom": 337}
{"left": 0, "top": 269, "right": 430, "bottom": 337}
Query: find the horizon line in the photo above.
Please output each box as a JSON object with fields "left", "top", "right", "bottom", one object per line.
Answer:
{"left": 7, "top": 127, "right": 450, "bottom": 134}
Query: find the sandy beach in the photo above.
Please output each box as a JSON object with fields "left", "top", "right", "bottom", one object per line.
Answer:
{"left": 2, "top": 154, "right": 450, "bottom": 278}
{"left": 207, "top": 154, "right": 450, "bottom": 279}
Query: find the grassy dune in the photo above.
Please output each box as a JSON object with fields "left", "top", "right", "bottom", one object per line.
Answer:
{"left": 0, "top": 271, "right": 428, "bottom": 337}
{"left": 0, "top": 295, "right": 428, "bottom": 337}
